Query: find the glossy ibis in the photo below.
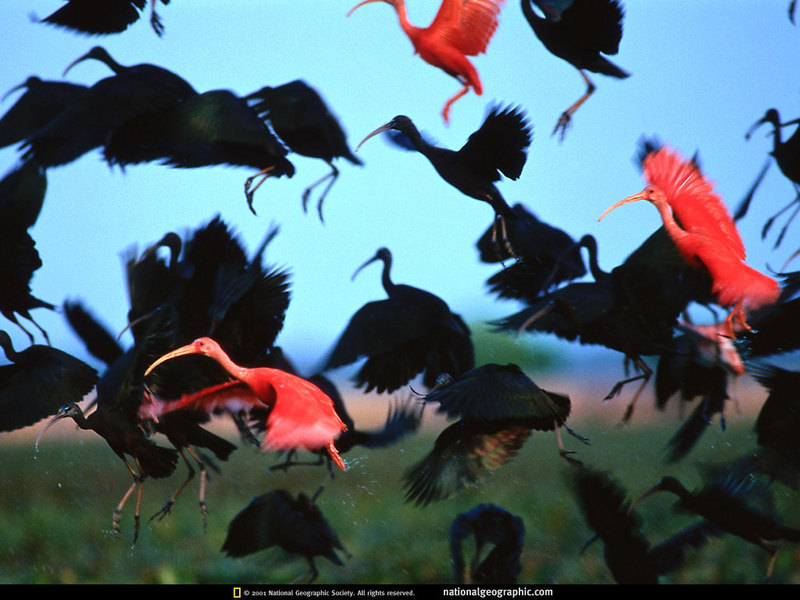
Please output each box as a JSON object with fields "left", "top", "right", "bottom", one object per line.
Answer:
{"left": 221, "top": 489, "right": 347, "bottom": 583}
{"left": 101, "top": 90, "right": 295, "bottom": 216}
{"left": 0, "top": 330, "right": 97, "bottom": 433}
{"left": 22, "top": 46, "right": 197, "bottom": 168}
{"left": 143, "top": 337, "right": 347, "bottom": 470}
{"left": 40, "top": 0, "right": 170, "bottom": 36}
{"left": 357, "top": 105, "right": 532, "bottom": 257}
{"left": 599, "top": 144, "right": 781, "bottom": 339}
{"left": 629, "top": 464, "right": 800, "bottom": 580}
{"left": 322, "top": 247, "right": 473, "bottom": 393}
{"left": 745, "top": 108, "right": 800, "bottom": 247}
{"left": 347, "top": 0, "right": 507, "bottom": 124}
{"left": 520, "top": 0, "right": 630, "bottom": 140}
{"left": 246, "top": 80, "right": 363, "bottom": 222}
{"left": 450, "top": 504, "right": 524, "bottom": 584}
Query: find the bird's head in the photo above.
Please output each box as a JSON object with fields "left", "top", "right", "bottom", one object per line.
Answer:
{"left": 598, "top": 185, "right": 667, "bottom": 222}
{"left": 62, "top": 46, "right": 115, "bottom": 77}
{"left": 34, "top": 402, "right": 83, "bottom": 452}
{"left": 745, "top": 108, "right": 782, "bottom": 141}
{"left": 347, "top": 0, "right": 395, "bottom": 18}
{"left": 144, "top": 337, "right": 221, "bottom": 376}
{"left": 351, "top": 247, "right": 392, "bottom": 281}
{"left": 356, "top": 116, "right": 412, "bottom": 151}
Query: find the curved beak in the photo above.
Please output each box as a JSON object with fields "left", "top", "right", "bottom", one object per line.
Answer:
{"left": 34, "top": 408, "right": 70, "bottom": 453}
{"left": 144, "top": 341, "right": 200, "bottom": 377}
{"left": 745, "top": 115, "right": 770, "bottom": 141}
{"left": 625, "top": 480, "right": 665, "bottom": 516}
{"left": 2, "top": 79, "right": 31, "bottom": 102}
{"left": 351, "top": 251, "right": 380, "bottom": 281}
{"left": 62, "top": 51, "right": 93, "bottom": 78}
{"left": 355, "top": 121, "right": 394, "bottom": 152}
{"left": 598, "top": 192, "right": 647, "bottom": 222}
{"left": 347, "top": 0, "right": 383, "bottom": 18}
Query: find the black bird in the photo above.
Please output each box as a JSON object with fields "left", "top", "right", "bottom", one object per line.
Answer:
{"left": 356, "top": 105, "right": 532, "bottom": 256}
{"left": 0, "top": 77, "right": 89, "bottom": 150}
{"left": 40, "top": 0, "right": 171, "bottom": 37}
{"left": 246, "top": 80, "right": 364, "bottom": 222}
{"left": 450, "top": 504, "right": 524, "bottom": 584}
{"left": 629, "top": 464, "right": 800, "bottom": 580}
{"left": 221, "top": 489, "right": 347, "bottom": 583}
{"left": 521, "top": 0, "right": 629, "bottom": 140}
{"left": 744, "top": 109, "right": 800, "bottom": 247}
{"left": 102, "top": 90, "right": 295, "bottom": 215}
{"left": 0, "top": 330, "right": 97, "bottom": 433}
{"left": 0, "top": 162, "right": 54, "bottom": 344}
{"left": 322, "top": 247, "right": 473, "bottom": 394}
{"left": 22, "top": 46, "right": 197, "bottom": 168}
{"left": 475, "top": 203, "right": 586, "bottom": 302}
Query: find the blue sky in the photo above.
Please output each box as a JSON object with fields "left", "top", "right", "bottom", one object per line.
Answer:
{"left": 2, "top": 1, "right": 799, "bottom": 380}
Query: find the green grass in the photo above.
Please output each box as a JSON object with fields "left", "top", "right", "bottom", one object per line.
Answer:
{"left": 1, "top": 419, "right": 798, "bottom": 585}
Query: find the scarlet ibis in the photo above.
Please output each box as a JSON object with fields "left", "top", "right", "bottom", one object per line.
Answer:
{"left": 475, "top": 203, "right": 586, "bottom": 302}
{"left": 246, "top": 80, "right": 364, "bottom": 222}
{"left": 599, "top": 145, "right": 781, "bottom": 340}
{"left": 357, "top": 105, "right": 532, "bottom": 256}
{"left": 102, "top": 90, "right": 295, "bottom": 216}
{"left": 520, "top": 0, "right": 630, "bottom": 140}
{"left": 221, "top": 489, "right": 347, "bottom": 583}
{"left": 347, "top": 0, "right": 507, "bottom": 124}
{"left": 629, "top": 465, "right": 800, "bottom": 580}
{"left": 40, "top": 0, "right": 170, "bottom": 36}
{"left": 143, "top": 337, "right": 347, "bottom": 471}
{"left": 450, "top": 504, "right": 524, "bottom": 584}
{"left": 745, "top": 109, "right": 800, "bottom": 247}
{"left": 322, "top": 247, "right": 473, "bottom": 393}
{"left": 0, "top": 330, "right": 97, "bottom": 432}
{"left": 22, "top": 46, "right": 197, "bottom": 168}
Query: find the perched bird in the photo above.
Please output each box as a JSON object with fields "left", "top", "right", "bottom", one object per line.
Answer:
{"left": 450, "top": 504, "right": 524, "bottom": 584}
{"left": 520, "top": 0, "right": 629, "bottom": 139}
{"left": 357, "top": 105, "right": 532, "bottom": 256}
{"left": 347, "top": 0, "right": 507, "bottom": 124}
{"left": 322, "top": 247, "right": 473, "bottom": 394}
{"left": 599, "top": 145, "right": 781, "bottom": 339}
{"left": 246, "top": 80, "right": 363, "bottom": 222}
{"left": 143, "top": 337, "right": 348, "bottom": 471}
{"left": 39, "top": 0, "right": 171, "bottom": 37}
{"left": 0, "top": 330, "right": 97, "bottom": 433}
{"left": 221, "top": 489, "right": 347, "bottom": 583}
{"left": 744, "top": 108, "right": 800, "bottom": 247}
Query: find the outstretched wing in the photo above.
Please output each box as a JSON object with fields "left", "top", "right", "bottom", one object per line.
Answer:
{"left": 430, "top": 0, "right": 506, "bottom": 57}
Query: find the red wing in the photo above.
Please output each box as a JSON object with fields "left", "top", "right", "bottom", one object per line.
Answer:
{"left": 643, "top": 147, "right": 746, "bottom": 260}
{"left": 430, "top": 0, "right": 505, "bottom": 57}
{"left": 140, "top": 380, "right": 263, "bottom": 421}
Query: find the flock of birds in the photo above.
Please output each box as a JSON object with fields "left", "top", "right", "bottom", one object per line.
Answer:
{"left": 1, "top": 0, "right": 800, "bottom": 585}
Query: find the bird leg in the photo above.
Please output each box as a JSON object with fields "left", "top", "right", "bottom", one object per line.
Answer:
{"left": 554, "top": 424, "right": 583, "bottom": 467}
{"left": 114, "top": 457, "right": 145, "bottom": 545}
{"left": 762, "top": 188, "right": 800, "bottom": 248}
{"left": 492, "top": 213, "right": 518, "bottom": 262}
{"left": 553, "top": 69, "right": 596, "bottom": 141}
{"left": 270, "top": 450, "right": 325, "bottom": 471}
{"left": 441, "top": 84, "right": 470, "bottom": 125}
{"left": 605, "top": 358, "right": 653, "bottom": 425}
{"left": 301, "top": 162, "right": 339, "bottom": 223}
{"left": 150, "top": 0, "right": 165, "bottom": 36}
{"left": 151, "top": 447, "right": 209, "bottom": 531}
{"left": 244, "top": 166, "right": 277, "bottom": 215}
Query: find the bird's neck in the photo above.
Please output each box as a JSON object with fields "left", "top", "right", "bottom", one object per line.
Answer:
{"left": 520, "top": 0, "right": 545, "bottom": 33}
{"left": 651, "top": 200, "right": 696, "bottom": 263}
{"left": 380, "top": 259, "right": 397, "bottom": 296}
{"left": 392, "top": 0, "right": 421, "bottom": 41}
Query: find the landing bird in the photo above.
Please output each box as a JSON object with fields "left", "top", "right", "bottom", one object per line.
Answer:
{"left": 143, "top": 337, "right": 347, "bottom": 470}
{"left": 39, "top": 0, "right": 170, "bottom": 36}
{"left": 347, "top": 0, "right": 507, "bottom": 124}
{"left": 356, "top": 105, "right": 532, "bottom": 256}
{"left": 599, "top": 145, "right": 781, "bottom": 339}
{"left": 520, "top": 0, "right": 629, "bottom": 140}
{"left": 744, "top": 108, "right": 800, "bottom": 247}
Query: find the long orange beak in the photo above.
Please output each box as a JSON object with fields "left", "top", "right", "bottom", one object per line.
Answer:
{"left": 144, "top": 341, "right": 201, "bottom": 377}
{"left": 347, "top": 0, "right": 383, "bottom": 18}
{"left": 355, "top": 122, "right": 393, "bottom": 152}
{"left": 597, "top": 191, "right": 648, "bottom": 222}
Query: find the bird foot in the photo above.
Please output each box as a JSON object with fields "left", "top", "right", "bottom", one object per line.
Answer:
{"left": 112, "top": 508, "right": 122, "bottom": 537}
{"left": 150, "top": 500, "right": 174, "bottom": 522}
{"left": 552, "top": 112, "right": 573, "bottom": 142}
{"left": 200, "top": 501, "right": 208, "bottom": 532}
{"left": 243, "top": 179, "right": 258, "bottom": 215}
{"left": 150, "top": 13, "right": 165, "bottom": 37}
{"left": 559, "top": 449, "right": 583, "bottom": 467}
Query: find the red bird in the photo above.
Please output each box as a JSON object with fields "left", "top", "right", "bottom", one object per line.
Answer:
{"left": 142, "top": 337, "right": 347, "bottom": 471}
{"left": 347, "top": 0, "right": 506, "bottom": 124}
{"left": 599, "top": 146, "right": 781, "bottom": 338}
